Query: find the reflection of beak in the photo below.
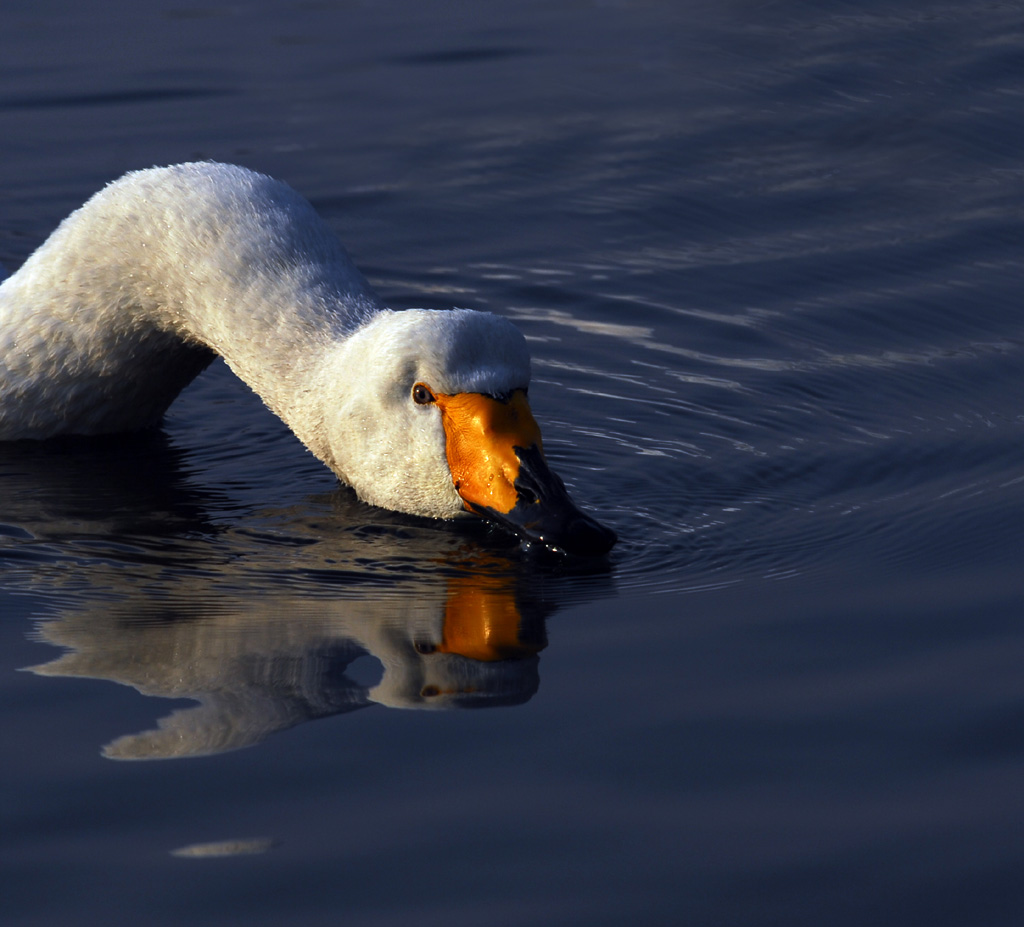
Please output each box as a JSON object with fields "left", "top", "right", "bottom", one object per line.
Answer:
{"left": 435, "top": 578, "right": 546, "bottom": 662}
{"left": 435, "top": 389, "right": 617, "bottom": 556}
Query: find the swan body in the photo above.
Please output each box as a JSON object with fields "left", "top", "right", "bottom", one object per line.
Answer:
{"left": 0, "top": 163, "right": 615, "bottom": 554}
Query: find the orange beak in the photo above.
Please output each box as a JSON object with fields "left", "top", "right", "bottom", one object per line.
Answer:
{"left": 434, "top": 389, "right": 616, "bottom": 556}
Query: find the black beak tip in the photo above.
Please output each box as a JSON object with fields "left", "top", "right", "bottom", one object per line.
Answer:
{"left": 471, "top": 444, "right": 618, "bottom": 556}
{"left": 475, "top": 502, "right": 618, "bottom": 557}
{"left": 560, "top": 512, "right": 617, "bottom": 557}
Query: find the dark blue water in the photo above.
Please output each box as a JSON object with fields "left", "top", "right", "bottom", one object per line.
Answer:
{"left": 3, "top": 2, "right": 1024, "bottom": 925}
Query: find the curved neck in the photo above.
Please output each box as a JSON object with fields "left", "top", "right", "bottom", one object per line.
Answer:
{"left": 0, "top": 164, "right": 386, "bottom": 443}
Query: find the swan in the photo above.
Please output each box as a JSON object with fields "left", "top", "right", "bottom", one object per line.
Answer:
{"left": 0, "top": 162, "right": 615, "bottom": 555}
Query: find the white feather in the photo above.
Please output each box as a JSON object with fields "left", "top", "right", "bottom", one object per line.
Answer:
{"left": 0, "top": 162, "right": 532, "bottom": 520}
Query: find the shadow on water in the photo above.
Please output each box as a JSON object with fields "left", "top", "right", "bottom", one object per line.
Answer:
{"left": 0, "top": 432, "right": 615, "bottom": 760}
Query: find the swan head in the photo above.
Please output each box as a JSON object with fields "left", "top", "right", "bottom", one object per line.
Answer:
{"left": 322, "top": 309, "right": 616, "bottom": 556}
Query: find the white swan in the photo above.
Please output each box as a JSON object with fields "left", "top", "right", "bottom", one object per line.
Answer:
{"left": 0, "top": 162, "right": 615, "bottom": 555}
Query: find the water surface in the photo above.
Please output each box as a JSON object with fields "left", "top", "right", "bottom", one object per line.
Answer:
{"left": 2, "top": 2, "right": 1024, "bottom": 925}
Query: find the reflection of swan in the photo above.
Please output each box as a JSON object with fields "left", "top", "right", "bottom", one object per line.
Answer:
{"left": 28, "top": 573, "right": 548, "bottom": 760}
{"left": 0, "top": 163, "right": 614, "bottom": 554}
{"left": 8, "top": 435, "right": 615, "bottom": 760}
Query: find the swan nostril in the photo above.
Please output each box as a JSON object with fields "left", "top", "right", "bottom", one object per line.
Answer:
{"left": 518, "top": 486, "right": 538, "bottom": 506}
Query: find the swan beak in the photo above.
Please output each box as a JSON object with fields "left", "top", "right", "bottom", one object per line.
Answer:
{"left": 435, "top": 389, "right": 617, "bottom": 556}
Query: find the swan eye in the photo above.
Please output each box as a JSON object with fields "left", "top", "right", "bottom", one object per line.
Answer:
{"left": 412, "top": 382, "right": 436, "bottom": 405}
